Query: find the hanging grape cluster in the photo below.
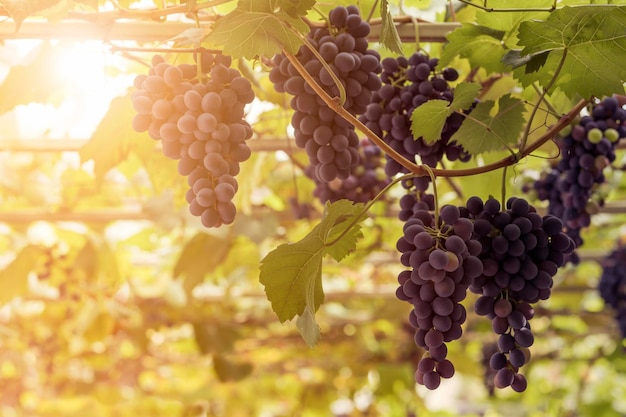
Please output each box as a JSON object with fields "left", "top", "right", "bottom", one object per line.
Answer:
{"left": 466, "top": 196, "right": 574, "bottom": 391}
{"left": 307, "top": 139, "right": 390, "bottom": 204}
{"left": 395, "top": 196, "right": 576, "bottom": 391}
{"left": 599, "top": 239, "right": 626, "bottom": 339}
{"left": 529, "top": 97, "right": 626, "bottom": 262}
{"left": 269, "top": 5, "right": 382, "bottom": 182}
{"left": 131, "top": 53, "right": 254, "bottom": 227}
{"left": 359, "top": 51, "right": 471, "bottom": 177}
{"left": 395, "top": 204, "right": 483, "bottom": 389}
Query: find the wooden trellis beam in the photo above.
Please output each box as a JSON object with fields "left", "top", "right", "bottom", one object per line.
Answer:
{"left": 0, "top": 19, "right": 459, "bottom": 43}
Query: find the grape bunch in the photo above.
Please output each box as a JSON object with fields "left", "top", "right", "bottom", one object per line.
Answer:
{"left": 131, "top": 53, "right": 255, "bottom": 227}
{"left": 308, "top": 139, "right": 390, "bottom": 203}
{"left": 465, "top": 196, "right": 575, "bottom": 391}
{"left": 269, "top": 5, "right": 382, "bottom": 182}
{"left": 395, "top": 204, "right": 484, "bottom": 389}
{"left": 359, "top": 51, "right": 471, "bottom": 178}
{"left": 529, "top": 97, "right": 626, "bottom": 262}
{"left": 599, "top": 239, "right": 626, "bottom": 339}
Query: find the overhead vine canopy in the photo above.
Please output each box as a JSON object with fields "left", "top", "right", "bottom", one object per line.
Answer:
{"left": 0, "top": 0, "right": 625, "bottom": 416}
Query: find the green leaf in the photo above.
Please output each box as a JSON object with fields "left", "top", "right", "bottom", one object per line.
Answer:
{"left": 259, "top": 200, "right": 365, "bottom": 340}
{"left": 213, "top": 355, "right": 253, "bottom": 382}
{"left": 475, "top": 0, "right": 551, "bottom": 48}
{"left": 296, "top": 305, "right": 320, "bottom": 347}
{"left": 410, "top": 82, "right": 481, "bottom": 144}
{"left": 79, "top": 93, "right": 156, "bottom": 183}
{"left": 440, "top": 23, "right": 507, "bottom": 73}
{"left": 0, "top": 245, "right": 46, "bottom": 304}
{"left": 0, "top": 42, "right": 66, "bottom": 114}
{"left": 451, "top": 95, "right": 526, "bottom": 155}
{"left": 379, "top": 0, "right": 403, "bottom": 54}
{"left": 193, "top": 323, "right": 239, "bottom": 354}
{"left": 451, "top": 82, "right": 482, "bottom": 110}
{"left": 277, "top": 0, "right": 315, "bottom": 18}
{"left": 513, "top": 5, "right": 626, "bottom": 98}
{"left": 173, "top": 232, "right": 233, "bottom": 295}
{"left": 410, "top": 100, "right": 450, "bottom": 144}
{"left": 205, "top": 0, "right": 309, "bottom": 59}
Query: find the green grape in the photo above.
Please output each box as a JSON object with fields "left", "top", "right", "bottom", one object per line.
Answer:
{"left": 605, "top": 128, "right": 620, "bottom": 143}
{"left": 587, "top": 127, "right": 603, "bottom": 144}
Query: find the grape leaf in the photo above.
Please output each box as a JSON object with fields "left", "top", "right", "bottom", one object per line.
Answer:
{"left": 410, "top": 100, "right": 449, "bottom": 144}
{"left": 79, "top": 93, "right": 155, "bottom": 183}
{"left": 259, "top": 200, "right": 365, "bottom": 344}
{"left": 411, "top": 82, "right": 481, "bottom": 144}
{"left": 440, "top": 23, "right": 507, "bottom": 73}
{"left": 0, "top": 245, "right": 46, "bottom": 305}
{"left": 380, "top": 0, "right": 403, "bottom": 54}
{"left": 173, "top": 232, "right": 233, "bottom": 295}
{"left": 474, "top": 0, "right": 552, "bottom": 48}
{"left": 513, "top": 5, "right": 626, "bottom": 98}
{"left": 205, "top": 0, "right": 309, "bottom": 59}
{"left": 213, "top": 355, "right": 253, "bottom": 382}
{"left": 277, "top": 0, "right": 315, "bottom": 18}
{"left": 450, "top": 95, "right": 525, "bottom": 155}
{"left": 0, "top": 42, "right": 66, "bottom": 114}
{"left": 296, "top": 305, "right": 320, "bottom": 347}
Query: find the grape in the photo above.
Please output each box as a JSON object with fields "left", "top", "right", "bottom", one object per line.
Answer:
{"left": 269, "top": 5, "right": 382, "bottom": 182}
{"left": 528, "top": 97, "right": 626, "bottom": 263}
{"left": 395, "top": 205, "right": 480, "bottom": 389}
{"left": 360, "top": 51, "right": 474, "bottom": 181}
{"left": 131, "top": 50, "right": 254, "bottom": 228}
{"left": 463, "top": 196, "right": 575, "bottom": 391}
{"left": 599, "top": 239, "right": 626, "bottom": 339}
{"left": 307, "top": 139, "right": 390, "bottom": 204}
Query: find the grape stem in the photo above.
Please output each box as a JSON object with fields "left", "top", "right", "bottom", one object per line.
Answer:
{"left": 281, "top": 48, "right": 419, "bottom": 174}
{"left": 282, "top": 48, "right": 590, "bottom": 179}
{"left": 519, "top": 49, "right": 569, "bottom": 154}
{"left": 324, "top": 173, "right": 416, "bottom": 248}
{"left": 458, "top": 0, "right": 557, "bottom": 12}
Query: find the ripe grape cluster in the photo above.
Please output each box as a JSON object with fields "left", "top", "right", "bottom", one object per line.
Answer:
{"left": 308, "top": 139, "right": 390, "bottom": 203}
{"left": 131, "top": 53, "right": 255, "bottom": 227}
{"left": 269, "top": 5, "right": 382, "bottom": 182}
{"left": 599, "top": 239, "right": 626, "bottom": 338}
{"left": 395, "top": 205, "right": 484, "bottom": 389}
{"left": 359, "top": 51, "right": 471, "bottom": 178}
{"left": 466, "top": 196, "right": 575, "bottom": 391}
{"left": 529, "top": 97, "right": 626, "bottom": 262}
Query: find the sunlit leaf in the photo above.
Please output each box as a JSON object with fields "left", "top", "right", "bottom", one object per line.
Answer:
{"left": 411, "top": 82, "right": 481, "bottom": 144}
{"left": 380, "top": 0, "right": 403, "bottom": 54}
{"left": 450, "top": 95, "right": 526, "bottom": 155}
{"left": 513, "top": 5, "right": 626, "bottom": 98}
{"left": 260, "top": 200, "right": 365, "bottom": 323}
{"left": 0, "top": 245, "right": 46, "bottom": 304}
{"left": 213, "top": 355, "right": 253, "bottom": 382}
{"left": 0, "top": 42, "right": 66, "bottom": 113}
{"left": 206, "top": 0, "right": 308, "bottom": 59}
{"left": 173, "top": 232, "right": 233, "bottom": 294}
{"left": 193, "top": 323, "right": 239, "bottom": 354}
{"left": 79, "top": 93, "right": 156, "bottom": 183}
{"left": 440, "top": 23, "right": 507, "bottom": 73}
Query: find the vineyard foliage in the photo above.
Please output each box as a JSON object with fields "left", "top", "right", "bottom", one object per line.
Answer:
{"left": 0, "top": 0, "right": 625, "bottom": 416}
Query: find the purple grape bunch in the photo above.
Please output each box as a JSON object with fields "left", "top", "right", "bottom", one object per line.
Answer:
{"left": 308, "top": 139, "right": 391, "bottom": 203}
{"left": 269, "top": 5, "right": 382, "bottom": 182}
{"left": 359, "top": 51, "right": 472, "bottom": 178}
{"left": 599, "top": 239, "right": 626, "bottom": 339}
{"left": 466, "top": 196, "right": 575, "bottom": 391}
{"left": 131, "top": 53, "right": 255, "bottom": 228}
{"left": 530, "top": 97, "right": 626, "bottom": 262}
{"left": 395, "top": 204, "right": 484, "bottom": 389}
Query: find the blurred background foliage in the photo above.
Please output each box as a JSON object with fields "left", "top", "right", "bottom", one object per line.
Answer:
{"left": 0, "top": 0, "right": 624, "bottom": 416}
